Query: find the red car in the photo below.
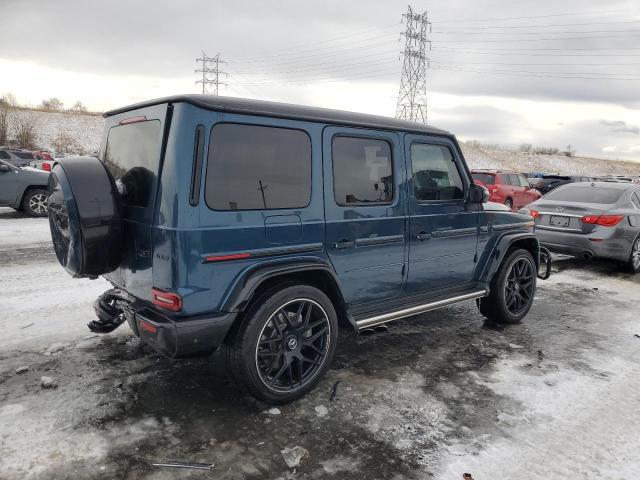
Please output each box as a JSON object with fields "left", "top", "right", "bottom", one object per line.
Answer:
{"left": 471, "top": 169, "right": 542, "bottom": 210}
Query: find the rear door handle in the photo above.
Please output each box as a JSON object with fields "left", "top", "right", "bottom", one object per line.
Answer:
{"left": 416, "top": 231, "right": 431, "bottom": 241}
{"left": 333, "top": 239, "right": 355, "bottom": 249}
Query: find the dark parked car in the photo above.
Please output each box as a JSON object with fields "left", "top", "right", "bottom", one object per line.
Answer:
{"left": 532, "top": 175, "right": 593, "bottom": 195}
{"left": 471, "top": 169, "right": 542, "bottom": 210}
{"left": 527, "top": 182, "right": 640, "bottom": 272}
{"left": 0, "top": 148, "right": 36, "bottom": 167}
{"left": 0, "top": 159, "right": 50, "bottom": 216}
{"left": 48, "top": 95, "right": 547, "bottom": 403}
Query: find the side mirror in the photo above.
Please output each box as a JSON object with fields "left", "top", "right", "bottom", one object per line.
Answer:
{"left": 468, "top": 183, "right": 489, "bottom": 204}
{"left": 0, "top": 164, "right": 11, "bottom": 173}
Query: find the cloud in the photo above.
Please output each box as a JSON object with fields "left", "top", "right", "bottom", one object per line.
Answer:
{"left": 600, "top": 120, "right": 640, "bottom": 135}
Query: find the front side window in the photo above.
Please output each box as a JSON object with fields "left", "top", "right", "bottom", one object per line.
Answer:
{"left": 518, "top": 175, "right": 531, "bottom": 187}
{"left": 411, "top": 143, "right": 464, "bottom": 201}
{"left": 103, "top": 120, "right": 162, "bottom": 207}
{"left": 332, "top": 136, "right": 393, "bottom": 205}
{"left": 206, "top": 124, "right": 311, "bottom": 210}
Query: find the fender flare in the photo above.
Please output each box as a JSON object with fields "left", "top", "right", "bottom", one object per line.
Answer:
{"left": 220, "top": 256, "right": 345, "bottom": 313}
{"left": 479, "top": 231, "right": 540, "bottom": 284}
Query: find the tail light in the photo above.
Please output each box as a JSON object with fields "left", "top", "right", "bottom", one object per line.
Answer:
{"left": 580, "top": 214, "right": 624, "bottom": 227}
{"left": 491, "top": 187, "right": 499, "bottom": 193}
{"left": 42, "top": 163, "right": 51, "bottom": 172}
{"left": 151, "top": 288, "right": 182, "bottom": 312}
{"left": 529, "top": 209, "right": 540, "bottom": 218}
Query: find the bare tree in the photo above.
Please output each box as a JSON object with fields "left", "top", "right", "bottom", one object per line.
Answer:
{"left": 70, "top": 101, "right": 87, "bottom": 113}
{"left": 41, "top": 97, "right": 64, "bottom": 111}
{"left": 12, "top": 111, "right": 39, "bottom": 149}
{"left": 53, "top": 130, "right": 83, "bottom": 155}
{"left": 0, "top": 99, "right": 11, "bottom": 146}
{"left": 1, "top": 93, "right": 18, "bottom": 107}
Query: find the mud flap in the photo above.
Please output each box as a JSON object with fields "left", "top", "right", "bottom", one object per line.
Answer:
{"left": 538, "top": 246, "right": 552, "bottom": 280}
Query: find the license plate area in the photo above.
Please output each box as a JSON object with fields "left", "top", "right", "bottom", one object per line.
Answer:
{"left": 549, "top": 215, "right": 570, "bottom": 228}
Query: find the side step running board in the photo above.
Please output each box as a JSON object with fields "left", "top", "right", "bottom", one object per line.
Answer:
{"left": 355, "top": 290, "right": 488, "bottom": 330}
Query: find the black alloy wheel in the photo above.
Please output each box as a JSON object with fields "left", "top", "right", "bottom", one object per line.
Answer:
{"left": 255, "top": 298, "right": 331, "bottom": 393}
{"left": 504, "top": 257, "right": 536, "bottom": 316}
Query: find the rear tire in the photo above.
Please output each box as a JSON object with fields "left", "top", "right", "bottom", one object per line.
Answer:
{"left": 479, "top": 248, "right": 537, "bottom": 324}
{"left": 224, "top": 284, "right": 338, "bottom": 404}
{"left": 504, "top": 198, "right": 513, "bottom": 210}
{"left": 625, "top": 235, "right": 640, "bottom": 274}
{"left": 22, "top": 188, "right": 48, "bottom": 217}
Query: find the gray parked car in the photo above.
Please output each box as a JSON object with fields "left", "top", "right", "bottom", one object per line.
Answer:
{"left": 0, "top": 148, "right": 36, "bottom": 167}
{"left": 527, "top": 182, "right": 640, "bottom": 272}
{"left": 0, "top": 159, "right": 50, "bottom": 216}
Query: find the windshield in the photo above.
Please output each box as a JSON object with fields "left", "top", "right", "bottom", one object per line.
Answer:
{"left": 102, "top": 120, "right": 162, "bottom": 207}
{"left": 471, "top": 173, "right": 495, "bottom": 185}
{"left": 545, "top": 184, "right": 624, "bottom": 204}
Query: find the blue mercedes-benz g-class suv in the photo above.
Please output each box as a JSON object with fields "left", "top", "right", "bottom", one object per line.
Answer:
{"left": 48, "top": 95, "right": 546, "bottom": 403}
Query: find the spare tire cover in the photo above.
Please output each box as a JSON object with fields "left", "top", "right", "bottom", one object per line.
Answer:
{"left": 48, "top": 156, "right": 123, "bottom": 278}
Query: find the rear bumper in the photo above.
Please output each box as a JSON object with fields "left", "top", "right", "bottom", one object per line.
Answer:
{"left": 131, "top": 307, "right": 236, "bottom": 358}
{"left": 98, "top": 289, "right": 236, "bottom": 358}
{"left": 536, "top": 228, "right": 630, "bottom": 262}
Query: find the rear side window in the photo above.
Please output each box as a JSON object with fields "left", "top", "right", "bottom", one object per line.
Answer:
{"left": 0, "top": 151, "right": 9, "bottom": 160}
{"left": 508, "top": 174, "right": 520, "bottom": 186}
{"left": 332, "top": 136, "right": 393, "bottom": 205}
{"left": 206, "top": 124, "right": 311, "bottom": 210}
{"left": 14, "top": 152, "right": 34, "bottom": 160}
{"left": 103, "top": 120, "right": 162, "bottom": 207}
{"left": 471, "top": 173, "right": 495, "bottom": 185}
{"left": 545, "top": 184, "right": 624, "bottom": 204}
{"left": 411, "top": 143, "right": 464, "bottom": 201}
{"left": 631, "top": 192, "right": 640, "bottom": 209}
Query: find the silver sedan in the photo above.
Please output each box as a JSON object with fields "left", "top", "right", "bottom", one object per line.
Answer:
{"left": 525, "top": 182, "right": 640, "bottom": 273}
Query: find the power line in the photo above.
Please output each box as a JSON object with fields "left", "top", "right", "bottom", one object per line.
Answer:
{"left": 195, "top": 51, "right": 227, "bottom": 95}
{"left": 432, "top": 8, "right": 640, "bottom": 24}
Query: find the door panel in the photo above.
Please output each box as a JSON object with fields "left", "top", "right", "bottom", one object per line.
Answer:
{"left": 323, "top": 127, "right": 406, "bottom": 306}
{"left": 0, "top": 164, "right": 19, "bottom": 204}
{"left": 404, "top": 135, "right": 478, "bottom": 294}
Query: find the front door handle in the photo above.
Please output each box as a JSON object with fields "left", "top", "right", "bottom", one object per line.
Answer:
{"left": 333, "top": 239, "right": 355, "bottom": 249}
{"left": 416, "top": 231, "right": 431, "bottom": 241}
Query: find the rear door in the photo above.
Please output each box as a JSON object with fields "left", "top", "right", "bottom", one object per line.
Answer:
{"left": 404, "top": 135, "right": 478, "bottom": 294}
{"left": 100, "top": 103, "right": 169, "bottom": 299}
{"left": 323, "top": 127, "right": 406, "bottom": 306}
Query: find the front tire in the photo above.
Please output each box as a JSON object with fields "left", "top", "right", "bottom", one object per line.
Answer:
{"left": 504, "top": 198, "right": 514, "bottom": 210}
{"left": 22, "top": 188, "right": 48, "bottom": 217}
{"left": 224, "top": 284, "right": 338, "bottom": 404}
{"left": 479, "top": 248, "right": 537, "bottom": 324}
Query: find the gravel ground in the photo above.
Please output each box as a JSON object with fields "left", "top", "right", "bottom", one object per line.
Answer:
{"left": 0, "top": 207, "right": 639, "bottom": 480}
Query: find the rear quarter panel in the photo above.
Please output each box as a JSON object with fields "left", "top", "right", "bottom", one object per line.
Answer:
{"left": 154, "top": 104, "right": 328, "bottom": 316}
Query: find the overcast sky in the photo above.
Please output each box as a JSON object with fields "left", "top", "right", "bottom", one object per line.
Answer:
{"left": 1, "top": 0, "right": 639, "bottom": 160}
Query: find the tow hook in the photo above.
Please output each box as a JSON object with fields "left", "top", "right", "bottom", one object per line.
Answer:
{"left": 538, "top": 247, "right": 552, "bottom": 280}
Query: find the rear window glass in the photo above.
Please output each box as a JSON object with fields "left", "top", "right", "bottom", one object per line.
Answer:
{"left": 14, "top": 152, "right": 34, "bottom": 159}
{"left": 332, "top": 136, "right": 393, "bottom": 205}
{"left": 545, "top": 184, "right": 624, "bottom": 204}
{"left": 103, "top": 120, "right": 162, "bottom": 207}
{"left": 205, "top": 123, "right": 311, "bottom": 210}
{"left": 471, "top": 173, "right": 495, "bottom": 185}
{"left": 0, "top": 151, "right": 9, "bottom": 160}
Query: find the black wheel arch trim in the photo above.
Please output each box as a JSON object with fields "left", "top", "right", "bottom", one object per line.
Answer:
{"left": 479, "top": 231, "right": 541, "bottom": 284}
{"left": 221, "top": 256, "right": 346, "bottom": 314}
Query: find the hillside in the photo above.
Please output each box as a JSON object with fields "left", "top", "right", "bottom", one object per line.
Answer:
{"left": 10, "top": 109, "right": 640, "bottom": 177}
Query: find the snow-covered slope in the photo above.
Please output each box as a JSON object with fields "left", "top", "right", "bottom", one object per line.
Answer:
{"left": 13, "top": 109, "right": 640, "bottom": 176}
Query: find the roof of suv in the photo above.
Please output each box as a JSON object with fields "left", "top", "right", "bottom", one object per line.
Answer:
{"left": 104, "top": 94, "right": 451, "bottom": 137}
